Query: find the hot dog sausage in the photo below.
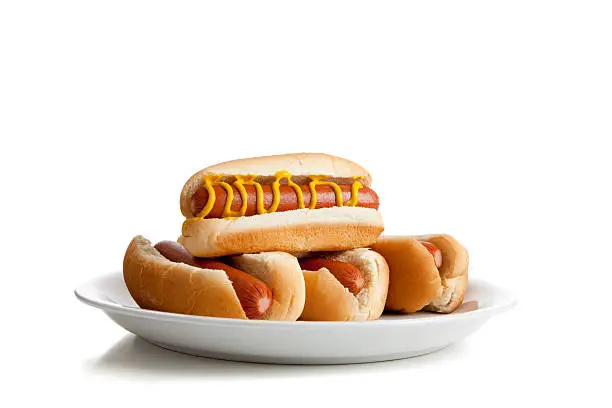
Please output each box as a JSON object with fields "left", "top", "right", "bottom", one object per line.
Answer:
{"left": 154, "top": 241, "right": 273, "bottom": 319}
{"left": 190, "top": 184, "right": 379, "bottom": 219}
{"left": 299, "top": 257, "right": 365, "bottom": 295}
{"left": 420, "top": 241, "right": 442, "bottom": 268}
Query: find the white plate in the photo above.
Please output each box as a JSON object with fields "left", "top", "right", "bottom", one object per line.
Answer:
{"left": 75, "top": 273, "right": 515, "bottom": 364}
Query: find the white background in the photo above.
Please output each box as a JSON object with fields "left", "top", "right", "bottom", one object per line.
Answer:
{"left": 1, "top": 1, "right": 610, "bottom": 406}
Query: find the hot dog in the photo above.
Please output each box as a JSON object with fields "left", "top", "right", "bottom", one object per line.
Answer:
{"left": 178, "top": 153, "right": 384, "bottom": 258}
{"left": 190, "top": 184, "right": 379, "bottom": 219}
{"left": 372, "top": 235, "right": 468, "bottom": 314}
{"left": 154, "top": 240, "right": 273, "bottom": 320}
{"left": 298, "top": 249, "right": 389, "bottom": 321}
{"left": 123, "top": 235, "right": 306, "bottom": 320}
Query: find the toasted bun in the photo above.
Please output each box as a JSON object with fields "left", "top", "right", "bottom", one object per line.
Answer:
{"left": 179, "top": 207, "right": 384, "bottom": 257}
{"left": 300, "top": 249, "right": 389, "bottom": 321}
{"left": 372, "top": 235, "right": 468, "bottom": 314}
{"left": 123, "top": 236, "right": 305, "bottom": 320}
{"left": 229, "top": 252, "right": 305, "bottom": 321}
{"left": 180, "top": 153, "right": 372, "bottom": 218}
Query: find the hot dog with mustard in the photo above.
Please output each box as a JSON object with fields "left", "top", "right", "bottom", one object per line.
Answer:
{"left": 178, "top": 153, "right": 384, "bottom": 258}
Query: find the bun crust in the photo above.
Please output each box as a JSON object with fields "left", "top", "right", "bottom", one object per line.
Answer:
{"left": 181, "top": 153, "right": 372, "bottom": 218}
{"left": 179, "top": 207, "right": 384, "bottom": 257}
{"left": 372, "top": 235, "right": 468, "bottom": 314}
{"left": 299, "top": 248, "right": 389, "bottom": 321}
{"left": 123, "top": 236, "right": 306, "bottom": 320}
{"left": 302, "top": 269, "right": 360, "bottom": 321}
{"left": 371, "top": 236, "right": 441, "bottom": 313}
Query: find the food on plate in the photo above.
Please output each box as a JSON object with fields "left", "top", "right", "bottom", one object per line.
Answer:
{"left": 298, "top": 249, "right": 389, "bottom": 321}
{"left": 178, "top": 153, "right": 384, "bottom": 258}
{"left": 371, "top": 234, "right": 469, "bottom": 313}
{"left": 120, "top": 153, "right": 470, "bottom": 322}
{"left": 123, "top": 236, "right": 305, "bottom": 320}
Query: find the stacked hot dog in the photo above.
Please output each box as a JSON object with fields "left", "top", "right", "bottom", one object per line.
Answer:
{"left": 123, "top": 153, "right": 469, "bottom": 321}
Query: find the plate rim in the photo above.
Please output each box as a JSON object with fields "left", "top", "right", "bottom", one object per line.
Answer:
{"left": 75, "top": 272, "right": 516, "bottom": 328}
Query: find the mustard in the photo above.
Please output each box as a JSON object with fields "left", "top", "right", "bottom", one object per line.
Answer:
{"left": 196, "top": 175, "right": 219, "bottom": 218}
{"left": 307, "top": 175, "right": 344, "bottom": 209}
{"left": 346, "top": 176, "right": 363, "bottom": 206}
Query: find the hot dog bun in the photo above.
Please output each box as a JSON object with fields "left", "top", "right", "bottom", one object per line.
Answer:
{"left": 179, "top": 206, "right": 383, "bottom": 258}
{"left": 371, "top": 234, "right": 468, "bottom": 314}
{"left": 299, "top": 248, "right": 389, "bottom": 321}
{"left": 123, "top": 235, "right": 305, "bottom": 320}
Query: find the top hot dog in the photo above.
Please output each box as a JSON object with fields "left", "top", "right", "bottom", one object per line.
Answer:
{"left": 178, "top": 153, "right": 385, "bottom": 258}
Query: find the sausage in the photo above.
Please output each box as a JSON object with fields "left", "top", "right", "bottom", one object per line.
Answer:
{"left": 419, "top": 241, "right": 442, "bottom": 268}
{"left": 299, "top": 257, "right": 365, "bottom": 295}
{"left": 154, "top": 241, "right": 273, "bottom": 319}
{"left": 190, "top": 184, "right": 379, "bottom": 219}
